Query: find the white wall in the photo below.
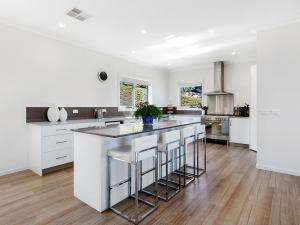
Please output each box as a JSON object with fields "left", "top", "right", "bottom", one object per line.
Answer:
{"left": 167, "top": 66, "right": 214, "bottom": 107}
{"left": 0, "top": 24, "right": 168, "bottom": 175}
{"left": 224, "top": 62, "right": 252, "bottom": 106}
{"left": 256, "top": 21, "right": 300, "bottom": 176}
{"left": 168, "top": 62, "right": 253, "bottom": 107}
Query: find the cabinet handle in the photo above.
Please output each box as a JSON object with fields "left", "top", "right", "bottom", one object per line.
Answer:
{"left": 56, "top": 141, "right": 67, "bottom": 144}
{"left": 56, "top": 128, "right": 67, "bottom": 131}
{"left": 56, "top": 156, "right": 67, "bottom": 160}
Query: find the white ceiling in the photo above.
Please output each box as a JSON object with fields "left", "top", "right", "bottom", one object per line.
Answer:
{"left": 0, "top": 0, "right": 299, "bottom": 71}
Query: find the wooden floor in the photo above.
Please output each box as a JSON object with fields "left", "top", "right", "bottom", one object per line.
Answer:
{"left": 1, "top": 143, "right": 300, "bottom": 225}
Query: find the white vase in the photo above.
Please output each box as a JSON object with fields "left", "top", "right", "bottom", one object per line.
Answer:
{"left": 47, "top": 105, "right": 60, "bottom": 122}
{"left": 59, "top": 108, "right": 68, "bottom": 122}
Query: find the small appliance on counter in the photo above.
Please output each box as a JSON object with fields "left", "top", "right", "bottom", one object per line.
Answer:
{"left": 233, "top": 104, "right": 250, "bottom": 117}
{"left": 94, "top": 108, "right": 105, "bottom": 119}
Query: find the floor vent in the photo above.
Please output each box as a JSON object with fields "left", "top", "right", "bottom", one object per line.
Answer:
{"left": 66, "top": 8, "right": 92, "bottom": 21}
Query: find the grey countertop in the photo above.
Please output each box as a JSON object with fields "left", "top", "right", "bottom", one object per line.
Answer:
{"left": 27, "top": 116, "right": 134, "bottom": 126}
{"left": 72, "top": 120, "right": 201, "bottom": 138}
{"left": 27, "top": 114, "right": 202, "bottom": 127}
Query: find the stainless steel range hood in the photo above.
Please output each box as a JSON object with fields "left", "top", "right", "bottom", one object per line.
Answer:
{"left": 205, "top": 61, "right": 233, "bottom": 96}
{"left": 205, "top": 61, "right": 234, "bottom": 115}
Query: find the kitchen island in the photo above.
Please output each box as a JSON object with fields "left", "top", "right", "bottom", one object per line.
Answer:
{"left": 72, "top": 119, "right": 201, "bottom": 212}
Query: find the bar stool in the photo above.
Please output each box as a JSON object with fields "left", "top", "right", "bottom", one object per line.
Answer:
{"left": 194, "top": 124, "right": 207, "bottom": 177}
{"left": 143, "top": 130, "right": 181, "bottom": 201}
{"left": 173, "top": 126, "right": 196, "bottom": 186}
{"left": 107, "top": 134, "right": 158, "bottom": 224}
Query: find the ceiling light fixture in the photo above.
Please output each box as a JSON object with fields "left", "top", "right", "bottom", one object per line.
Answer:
{"left": 231, "top": 51, "right": 236, "bottom": 55}
{"left": 209, "top": 29, "right": 215, "bottom": 33}
{"left": 131, "top": 50, "right": 136, "bottom": 54}
{"left": 58, "top": 23, "right": 65, "bottom": 28}
{"left": 140, "top": 29, "right": 147, "bottom": 34}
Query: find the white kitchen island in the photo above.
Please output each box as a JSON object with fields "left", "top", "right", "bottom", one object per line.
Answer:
{"left": 73, "top": 119, "right": 201, "bottom": 212}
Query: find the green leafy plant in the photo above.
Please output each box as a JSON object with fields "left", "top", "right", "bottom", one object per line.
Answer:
{"left": 133, "top": 102, "right": 163, "bottom": 120}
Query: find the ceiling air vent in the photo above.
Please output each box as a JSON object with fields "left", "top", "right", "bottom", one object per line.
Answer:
{"left": 66, "top": 8, "right": 92, "bottom": 21}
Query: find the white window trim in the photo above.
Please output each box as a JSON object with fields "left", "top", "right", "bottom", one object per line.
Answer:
{"left": 177, "top": 82, "right": 203, "bottom": 111}
{"left": 118, "top": 75, "right": 152, "bottom": 111}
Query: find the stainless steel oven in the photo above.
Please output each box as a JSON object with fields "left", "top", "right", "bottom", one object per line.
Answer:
{"left": 202, "top": 115, "right": 229, "bottom": 144}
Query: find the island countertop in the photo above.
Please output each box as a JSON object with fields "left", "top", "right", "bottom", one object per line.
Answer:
{"left": 72, "top": 120, "right": 201, "bottom": 138}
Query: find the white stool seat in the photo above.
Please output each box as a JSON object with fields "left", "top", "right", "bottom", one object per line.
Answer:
{"left": 158, "top": 130, "right": 180, "bottom": 152}
{"left": 107, "top": 145, "right": 132, "bottom": 163}
{"left": 181, "top": 126, "right": 195, "bottom": 145}
{"left": 194, "top": 124, "right": 206, "bottom": 139}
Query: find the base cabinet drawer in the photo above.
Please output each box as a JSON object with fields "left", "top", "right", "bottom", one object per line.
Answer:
{"left": 42, "top": 148, "right": 73, "bottom": 169}
{"left": 42, "top": 125, "right": 73, "bottom": 137}
{"left": 42, "top": 134, "right": 73, "bottom": 152}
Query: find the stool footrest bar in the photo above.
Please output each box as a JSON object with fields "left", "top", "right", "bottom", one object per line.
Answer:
{"left": 110, "top": 177, "right": 131, "bottom": 189}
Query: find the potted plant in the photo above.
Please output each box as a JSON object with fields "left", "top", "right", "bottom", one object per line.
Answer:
{"left": 133, "top": 102, "right": 163, "bottom": 125}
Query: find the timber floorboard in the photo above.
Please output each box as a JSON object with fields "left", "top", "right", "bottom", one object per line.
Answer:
{"left": 0, "top": 143, "right": 300, "bottom": 225}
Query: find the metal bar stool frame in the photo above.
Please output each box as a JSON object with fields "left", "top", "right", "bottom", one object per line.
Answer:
{"left": 141, "top": 139, "right": 181, "bottom": 201}
{"left": 107, "top": 145, "right": 159, "bottom": 225}
{"left": 186, "top": 131, "right": 207, "bottom": 177}
{"left": 173, "top": 133, "right": 196, "bottom": 186}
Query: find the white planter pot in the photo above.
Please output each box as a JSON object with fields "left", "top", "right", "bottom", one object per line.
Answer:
{"left": 60, "top": 108, "right": 68, "bottom": 122}
{"left": 47, "top": 106, "right": 60, "bottom": 122}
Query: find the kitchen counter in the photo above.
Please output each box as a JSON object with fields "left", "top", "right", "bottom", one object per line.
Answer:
{"left": 28, "top": 116, "right": 134, "bottom": 126}
{"left": 73, "top": 120, "right": 200, "bottom": 138}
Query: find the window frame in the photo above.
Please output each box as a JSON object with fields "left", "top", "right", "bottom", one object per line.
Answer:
{"left": 118, "top": 75, "right": 152, "bottom": 111}
{"left": 177, "top": 82, "right": 203, "bottom": 111}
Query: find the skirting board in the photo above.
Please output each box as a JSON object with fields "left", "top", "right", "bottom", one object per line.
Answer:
{"left": 256, "top": 164, "right": 300, "bottom": 177}
{"left": 0, "top": 166, "right": 28, "bottom": 177}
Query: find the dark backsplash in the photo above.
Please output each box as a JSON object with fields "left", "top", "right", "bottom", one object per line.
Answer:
{"left": 26, "top": 106, "right": 202, "bottom": 122}
{"left": 175, "top": 110, "right": 202, "bottom": 115}
{"left": 26, "top": 107, "right": 131, "bottom": 122}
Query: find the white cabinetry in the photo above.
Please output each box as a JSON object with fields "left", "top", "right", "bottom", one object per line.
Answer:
{"left": 229, "top": 117, "right": 250, "bottom": 145}
{"left": 28, "top": 121, "right": 105, "bottom": 176}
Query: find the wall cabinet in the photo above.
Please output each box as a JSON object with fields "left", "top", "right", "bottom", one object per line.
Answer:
{"left": 229, "top": 117, "right": 250, "bottom": 145}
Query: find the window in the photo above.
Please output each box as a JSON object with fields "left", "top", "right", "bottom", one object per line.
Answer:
{"left": 119, "top": 78, "right": 150, "bottom": 109}
{"left": 179, "top": 84, "right": 202, "bottom": 109}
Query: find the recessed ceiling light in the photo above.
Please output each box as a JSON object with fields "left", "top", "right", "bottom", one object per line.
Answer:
{"left": 140, "top": 29, "right": 147, "bottom": 34}
{"left": 209, "top": 29, "right": 215, "bottom": 33}
{"left": 232, "top": 51, "right": 236, "bottom": 55}
{"left": 167, "top": 63, "right": 171, "bottom": 66}
{"left": 131, "top": 50, "right": 136, "bottom": 54}
{"left": 58, "top": 23, "right": 65, "bottom": 28}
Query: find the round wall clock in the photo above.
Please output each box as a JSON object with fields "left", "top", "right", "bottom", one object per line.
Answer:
{"left": 98, "top": 71, "right": 108, "bottom": 82}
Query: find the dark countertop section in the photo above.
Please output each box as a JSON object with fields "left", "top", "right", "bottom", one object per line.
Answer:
{"left": 72, "top": 120, "right": 201, "bottom": 138}
{"left": 229, "top": 116, "right": 250, "bottom": 118}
